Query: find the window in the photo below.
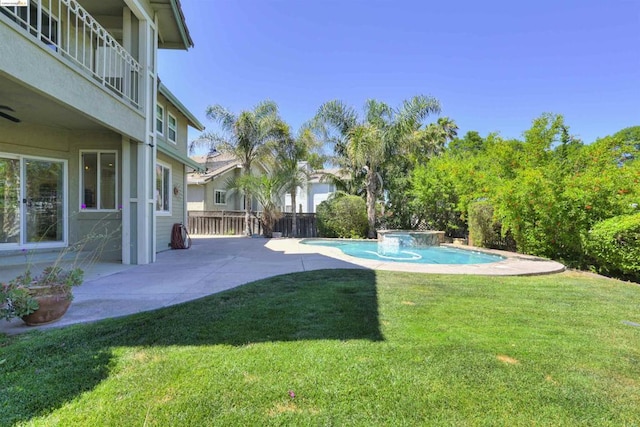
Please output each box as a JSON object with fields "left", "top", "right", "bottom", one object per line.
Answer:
{"left": 168, "top": 113, "right": 177, "bottom": 143}
{"left": 214, "top": 190, "right": 226, "bottom": 205}
{"left": 81, "top": 151, "right": 117, "bottom": 210}
{"left": 156, "top": 104, "right": 164, "bottom": 134}
{"left": 156, "top": 162, "right": 171, "bottom": 213}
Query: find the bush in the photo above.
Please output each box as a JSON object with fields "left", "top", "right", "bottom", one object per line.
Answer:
{"left": 317, "top": 195, "right": 368, "bottom": 238}
{"left": 583, "top": 213, "right": 640, "bottom": 279}
{"left": 468, "top": 201, "right": 516, "bottom": 251}
{"left": 468, "top": 202, "right": 494, "bottom": 247}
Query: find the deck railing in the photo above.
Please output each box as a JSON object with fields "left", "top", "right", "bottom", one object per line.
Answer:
{"left": 1, "top": 0, "right": 142, "bottom": 109}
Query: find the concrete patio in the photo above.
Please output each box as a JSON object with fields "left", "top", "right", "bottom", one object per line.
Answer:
{"left": 0, "top": 236, "right": 564, "bottom": 335}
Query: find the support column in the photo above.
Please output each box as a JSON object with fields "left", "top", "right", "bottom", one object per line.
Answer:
{"left": 126, "top": 14, "right": 158, "bottom": 264}
{"left": 122, "top": 137, "right": 131, "bottom": 264}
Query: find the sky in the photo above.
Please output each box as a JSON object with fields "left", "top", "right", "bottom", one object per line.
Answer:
{"left": 158, "top": 0, "right": 640, "bottom": 150}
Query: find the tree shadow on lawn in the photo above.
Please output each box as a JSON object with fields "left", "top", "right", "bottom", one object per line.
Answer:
{"left": 0, "top": 269, "right": 382, "bottom": 425}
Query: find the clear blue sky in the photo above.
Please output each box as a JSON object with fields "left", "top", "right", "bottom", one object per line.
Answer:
{"left": 158, "top": 0, "right": 640, "bottom": 148}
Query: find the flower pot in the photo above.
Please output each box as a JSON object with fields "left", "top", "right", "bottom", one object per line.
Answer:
{"left": 21, "top": 286, "right": 72, "bottom": 326}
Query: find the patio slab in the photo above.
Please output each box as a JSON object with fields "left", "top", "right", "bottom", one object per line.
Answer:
{"left": 0, "top": 236, "right": 564, "bottom": 335}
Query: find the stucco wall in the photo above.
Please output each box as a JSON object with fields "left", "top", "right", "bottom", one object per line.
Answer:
{"left": 0, "top": 20, "right": 146, "bottom": 141}
{"left": 309, "top": 182, "right": 334, "bottom": 213}
{"left": 0, "top": 123, "right": 123, "bottom": 261}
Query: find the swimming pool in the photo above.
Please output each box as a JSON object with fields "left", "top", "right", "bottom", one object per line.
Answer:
{"left": 301, "top": 239, "right": 505, "bottom": 265}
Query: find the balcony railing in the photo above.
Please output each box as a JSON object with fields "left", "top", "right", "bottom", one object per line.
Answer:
{"left": 1, "top": 0, "right": 142, "bottom": 109}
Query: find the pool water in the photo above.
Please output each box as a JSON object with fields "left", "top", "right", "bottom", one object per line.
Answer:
{"left": 301, "top": 239, "right": 505, "bottom": 265}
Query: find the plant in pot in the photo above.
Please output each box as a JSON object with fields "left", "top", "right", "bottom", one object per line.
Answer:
{"left": 1, "top": 215, "right": 119, "bottom": 327}
{"left": 1, "top": 266, "right": 84, "bottom": 326}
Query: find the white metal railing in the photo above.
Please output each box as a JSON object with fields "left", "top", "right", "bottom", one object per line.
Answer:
{"left": 1, "top": 0, "right": 142, "bottom": 109}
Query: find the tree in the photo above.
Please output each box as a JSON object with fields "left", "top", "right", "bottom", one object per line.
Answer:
{"left": 190, "top": 100, "right": 286, "bottom": 236}
{"left": 316, "top": 96, "right": 441, "bottom": 238}
{"left": 449, "top": 130, "right": 485, "bottom": 154}
{"left": 402, "top": 116, "right": 458, "bottom": 166}
{"left": 275, "top": 126, "right": 320, "bottom": 237}
{"left": 237, "top": 172, "right": 288, "bottom": 238}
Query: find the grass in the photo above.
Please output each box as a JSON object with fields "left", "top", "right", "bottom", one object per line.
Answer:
{"left": 1, "top": 269, "right": 639, "bottom": 426}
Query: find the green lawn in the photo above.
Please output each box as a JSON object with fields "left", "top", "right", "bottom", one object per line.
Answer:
{"left": 1, "top": 270, "right": 639, "bottom": 426}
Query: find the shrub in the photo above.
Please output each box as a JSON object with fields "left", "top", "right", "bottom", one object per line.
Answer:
{"left": 317, "top": 195, "right": 368, "bottom": 238}
{"left": 468, "top": 201, "right": 516, "bottom": 251}
{"left": 583, "top": 213, "right": 640, "bottom": 279}
{"left": 468, "top": 201, "right": 494, "bottom": 247}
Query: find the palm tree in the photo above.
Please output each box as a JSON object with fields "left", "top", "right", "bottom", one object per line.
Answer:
{"left": 437, "top": 117, "right": 458, "bottom": 142}
{"left": 275, "top": 126, "right": 323, "bottom": 237}
{"left": 316, "top": 96, "right": 441, "bottom": 238}
{"left": 406, "top": 116, "right": 458, "bottom": 165}
{"left": 190, "top": 100, "right": 285, "bottom": 236}
{"left": 226, "top": 170, "right": 287, "bottom": 237}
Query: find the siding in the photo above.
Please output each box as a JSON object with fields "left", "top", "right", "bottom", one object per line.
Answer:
{"left": 155, "top": 153, "right": 185, "bottom": 252}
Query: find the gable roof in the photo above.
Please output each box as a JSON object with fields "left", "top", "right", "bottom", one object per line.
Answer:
{"left": 188, "top": 152, "right": 241, "bottom": 185}
{"left": 153, "top": 0, "right": 194, "bottom": 50}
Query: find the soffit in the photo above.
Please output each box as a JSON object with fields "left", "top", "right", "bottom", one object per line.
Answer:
{"left": 0, "top": 72, "right": 106, "bottom": 130}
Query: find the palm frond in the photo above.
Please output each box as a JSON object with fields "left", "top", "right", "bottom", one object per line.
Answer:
{"left": 364, "top": 99, "right": 393, "bottom": 129}
{"left": 316, "top": 100, "right": 358, "bottom": 136}
{"left": 205, "top": 104, "right": 237, "bottom": 132}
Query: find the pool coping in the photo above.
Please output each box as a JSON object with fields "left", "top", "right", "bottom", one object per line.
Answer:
{"left": 283, "top": 238, "right": 565, "bottom": 276}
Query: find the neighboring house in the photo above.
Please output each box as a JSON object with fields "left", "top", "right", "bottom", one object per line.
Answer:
{"left": 283, "top": 162, "right": 339, "bottom": 213}
{"left": 187, "top": 153, "right": 269, "bottom": 212}
{"left": 0, "top": 0, "right": 200, "bottom": 264}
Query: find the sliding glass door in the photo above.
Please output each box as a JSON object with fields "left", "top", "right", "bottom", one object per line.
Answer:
{"left": 0, "top": 156, "right": 20, "bottom": 244}
{"left": 25, "top": 158, "right": 65, "bottom": 243}
{"left": 0, "top": 154, "right": 66, "bottom": 248}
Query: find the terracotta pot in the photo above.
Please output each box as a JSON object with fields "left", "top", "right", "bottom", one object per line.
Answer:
{"left": 21, "top": 286, "right": 72, "bottom": 326}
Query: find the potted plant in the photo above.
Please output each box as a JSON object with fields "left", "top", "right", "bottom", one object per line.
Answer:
{"left": 1, "top": 266, "right": 84, "bottom": 326}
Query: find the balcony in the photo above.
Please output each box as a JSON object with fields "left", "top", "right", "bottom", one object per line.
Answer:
{"left": 1, "top": 0, "right": 141, "bottom": 109}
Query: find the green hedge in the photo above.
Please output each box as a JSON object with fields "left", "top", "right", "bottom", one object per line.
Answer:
{"left": 316, "top": 195, "right": 368, "bottom": 238}
{"left": 468, "top": 202, "right": 495, "bottom": 247}
{"left": 583, "top": 213, "right": 640, "bottom": 278}
{"left": 468, "top": 201, "right": 516, "bottom": 251}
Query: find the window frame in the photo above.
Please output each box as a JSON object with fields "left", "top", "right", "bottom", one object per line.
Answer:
{"left": 155, "top": 161, "right": 171, "bottom": 215}
{"left": 214, "top": 189, "right": 226, "bottom": 205}
{"left": 79, "top": 150, "right": 118, "bottom": 212}
{"left": 167, "top": 112, "right": 177, "bottom": 143}
{"left": 156, "top": 103, "right": 165, "bottom": 135}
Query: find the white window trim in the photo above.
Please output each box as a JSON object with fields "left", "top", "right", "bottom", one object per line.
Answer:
{"left": 167, "top": 112, "right": 177, "bottom": 144}
{"left": 0, "top": 152, "right": 68, "bottom": 250}
{"left": 214, "top": 189, "right": 226, "bottom": 205}
{"left": 23, "top": 155, "right": 68, "bottom": 248}
{"left": 156, "top": 160, "right": 171, "bottom": 216}
{"left": 156, "top": 103, "right": 165, "bottom": 136}
{"left": 79, "top": 150, "right": 119, "bottom": 212}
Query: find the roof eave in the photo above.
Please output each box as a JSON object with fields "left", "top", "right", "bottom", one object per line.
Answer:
{"left": 158, "top": 82, "right": 205, "bottom": 131}
{"left": 169, "top": 0, "right": 194, "bottom": 49}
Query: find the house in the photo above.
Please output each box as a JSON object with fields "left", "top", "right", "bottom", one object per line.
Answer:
{"left": 187, "top": 152, "right": 269, "bottom": 212}
{"left": 282, "top": 162, "right": 339, "bottom": 213}
{"left": 0, "top": 0, "right": 200, "bottom": 264}
{"left": 155, "top": 82, "right": 204, "bottom": 251}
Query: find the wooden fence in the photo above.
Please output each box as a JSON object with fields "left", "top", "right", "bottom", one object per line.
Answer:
{"left": 188, "top": 211, "right": 318, "bottom": 238}
{"left": 274, "top": 213, "right": 318, "bottom": 238}
{"left": 188, "top": 211, "right": 262, "bottom": 236}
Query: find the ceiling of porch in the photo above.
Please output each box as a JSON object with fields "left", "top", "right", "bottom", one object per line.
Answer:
{"left": 0, "top": 72, "right": 107, "bottom": 130}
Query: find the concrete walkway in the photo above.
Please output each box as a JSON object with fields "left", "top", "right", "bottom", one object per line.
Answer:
{"left": 0, "top": 237, "right": 564, "bottom": 335}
